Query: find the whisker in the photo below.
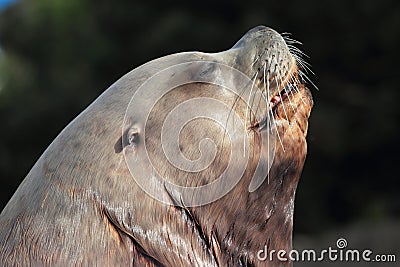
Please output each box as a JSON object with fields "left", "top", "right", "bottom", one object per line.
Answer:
{"left": 217, "top": 72, "right": 258, "bottom": 170}
{"left": 293, "top": 56, "right": 315, "bottom": 76}
{"left": 245, "top": 71, "right": 259, "bottom": 130}
{"left": 250, "top": 49, "right": 267, "bottom": 68}
{"left": 263, "top": 62, "right": 271, "bottom": 184}
{"left": 299, "top": 70, "right": 319, "bottom": 91}
{"left": 275, "top": 76, "right": 289, "bottom": 123}
{"left": 287, "top": 45, "right": 309, "bottom": 58}
{"left": 263, "top": 61, "right": 268, "bottom": 101}
{"left": 285, "top": 86, "right": 296, "bottom": 114}
{"left": 286, "top": 37, "right": 318, "bottom": 92}
{"left": 279, "top": 69, "right": 297, "bottom": 114}
{"left": 285, "top": 69, "right": 298, "bottom": 108}
{"left": 244, "top": 71, "right": 259, "bottom": 155}
{"left": 264, "top": 62, "right": 285, "bottom": 152}
{"left": 279, "top": 78, "right": 296, "bottom": 143}
{"left": 277, "top": 72, "right": 298, "bottom": 143}
{"left": 270, "top": 99, "right": 285, "bottom": 153}
{"left": 283, "top": 36, "right": 303, "bottom": 46}
{"left": 292, "top": 53, "right": 311, "bottom": 67}
{"left": 253, "top": 81, "right": 267, "bottom": 125}
{"left": 290, "top": 75, "right": 308, "bottom": 106}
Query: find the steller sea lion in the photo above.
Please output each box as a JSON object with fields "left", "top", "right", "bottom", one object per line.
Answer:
{"left": 0, "top": 26, "right": 313, "bottom": 266}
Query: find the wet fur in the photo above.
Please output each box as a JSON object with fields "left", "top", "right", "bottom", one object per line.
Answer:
{"left": 0, "top": 26, "right": 313, "bottom": 266}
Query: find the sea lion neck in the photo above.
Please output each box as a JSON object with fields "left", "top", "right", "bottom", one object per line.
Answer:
{"left": 189, "top": 141, "right": 305, "bottom": 266}
{"left": 185, "top": 73, "right": 313, "bottom": 266}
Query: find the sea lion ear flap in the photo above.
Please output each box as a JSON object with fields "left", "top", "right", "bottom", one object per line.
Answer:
{"left": 114, "top": 136, "right": 123, "bottom": 153}
{"left": 114, "top": 126, "right": 140, "bottom": 154}
{"left": 248, "top": 124, "right": 277, "bottom": 192}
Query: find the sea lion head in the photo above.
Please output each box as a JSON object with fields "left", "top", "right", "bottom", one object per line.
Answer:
{"left": 174, "top": 26, "right": 314, "bottom": 266}
{"left": 232, "top": 25, "right": 312, "bottom": 129}
{"left": 0, "top": 26, "right": 313, "bottom": 267}
{"left": 126, "top": 26, "right": 314, "bottom": 266}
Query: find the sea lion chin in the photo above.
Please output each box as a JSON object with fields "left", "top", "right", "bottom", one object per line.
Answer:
{"left": 0, "top": 26, "right": 313, "bottom": 266}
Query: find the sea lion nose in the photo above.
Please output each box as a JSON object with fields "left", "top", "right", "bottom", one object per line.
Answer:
{"left": 251, "top": 25, "right": 270, "bottom": 32}
{"left": 250, "top": 25, "right": 281, "bottom": 36}
{"left": 232, "top": 26, "right": 281, "bottom": 49}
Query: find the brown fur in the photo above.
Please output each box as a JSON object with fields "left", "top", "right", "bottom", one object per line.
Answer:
{"left": 0, "top": 26, "right": 313, "bottom": 266}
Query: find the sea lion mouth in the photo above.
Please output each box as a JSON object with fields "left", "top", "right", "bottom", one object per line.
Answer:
{"left": 269, "top": 84, "right": 292, "bottom": 110}
{"left": 244, "top": 29, "right": 315, "bottom": 132}
{"left": 250, "top": 79, "right": 302, "bottom": 131}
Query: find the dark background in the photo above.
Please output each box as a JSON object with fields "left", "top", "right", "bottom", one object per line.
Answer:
{"left": 0, "top": 0, "right": 399, "bottom": 265}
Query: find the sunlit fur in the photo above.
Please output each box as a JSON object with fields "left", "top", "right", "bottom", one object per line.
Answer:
{"left": 0, "top": 26, "right": 313, "bottom": 266}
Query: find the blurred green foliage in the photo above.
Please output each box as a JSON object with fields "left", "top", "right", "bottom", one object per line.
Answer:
{"left": 0, "top": 0, "right": 399, "bottom": 234}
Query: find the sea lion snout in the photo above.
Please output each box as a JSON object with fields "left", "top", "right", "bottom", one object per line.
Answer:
{"left": 0, "top": 26, "right": 314, "bottom": 267}
{"left": 231, "top": 26, "right": 298, "bottom": 104}
{"left": 232, "top": 25, "right": 279, "bottom": 48}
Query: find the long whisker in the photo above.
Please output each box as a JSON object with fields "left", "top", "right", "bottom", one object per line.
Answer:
{"left": 264, "top": 62, "right": 285, "bottom": 152}
{"left": 277, "top": 72, "right": 299, "bottom": 144}
{"left": 290, "top": 75, "right": 308, "bottom": 106}
{"left": 288, "top": 74, "right": 306, "bottom": 109}
{"left": 244, "top": 71, "right": 259, "bottom": 155}
{"left": 280, "top": 69, "right": 301, "bottom": 145}
{"left": 293, "top": 55, "right": 315, "bottom": 76}
{"left": 263, "top": 62, "right": 271, "bottom": 184}
{"left": 299, "top": 70, "right": 319, "bottom": 91}
{"left": 282, "top": 34, "right": 303, "bottom": 45}
{"left": 250, "top": 49, "right": 267, "bottom": 68}
{"left": 283, "top": 70, "right": 297, "bottom": 114}
{"left": 282, "top": 34, "right": 303, "bottom": 46}
{"left": 275, "top": 76, "right": 289, "bottom": 123}
{"left": 253, "top": 79, "right": 267, "bottom": 124}
{"left": 245, "top": 71, "right": 259, "bottom": 130}
{"left": 217, "top": 72, "right": 258, "bottom": 170}
{"left": 285, "top": 33, "right": 319, "bottom": 93}
{"left": 287, "top": 44, "right": 309, "bottom": 58}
